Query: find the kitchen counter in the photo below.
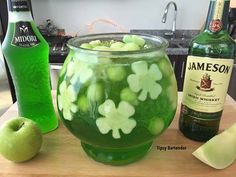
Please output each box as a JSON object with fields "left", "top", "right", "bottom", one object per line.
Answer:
{"left": 0, "top": 91, "right": 236, "bottom": 177}
{"left": 130, "top": 29, "right": 200, "bottom": 55}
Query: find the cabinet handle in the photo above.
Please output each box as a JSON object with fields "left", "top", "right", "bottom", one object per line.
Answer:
{"left": 181, "top": 61, "right": 185, "bottom": 78}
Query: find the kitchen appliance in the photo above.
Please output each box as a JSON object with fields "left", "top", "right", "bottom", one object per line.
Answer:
{"left": 44, "top": 35, "right": 71, "bottom": 63}
{"left": 45, "top": 35, "right": 71, "bottom": 90}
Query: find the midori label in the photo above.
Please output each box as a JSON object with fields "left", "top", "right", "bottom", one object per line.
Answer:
{"left": 11, "top": 21, "right": 40, "bottom": 48}
{"left": 182, "top": 56, "right": 233, "bottom": 113}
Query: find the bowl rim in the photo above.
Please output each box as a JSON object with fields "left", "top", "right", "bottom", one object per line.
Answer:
{"left": 67, "top": 32, "right": 169, "bottom": 56}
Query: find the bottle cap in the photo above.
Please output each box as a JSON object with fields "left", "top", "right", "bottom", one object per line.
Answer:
{"left": 8, "top": 0, "right": 30, "bottom": 12}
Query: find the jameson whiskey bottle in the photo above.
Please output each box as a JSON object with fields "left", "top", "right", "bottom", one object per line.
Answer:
{"left": 2, "top": 0, "right": 58, "bottom": 133}
{"left": 179, "top": 0, "right": 235, "bottom": 141}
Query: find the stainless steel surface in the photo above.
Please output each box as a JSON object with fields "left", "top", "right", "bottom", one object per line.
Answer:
{"left": 162, "top": 1, "right": 177, "bottom": 36}
{"left": 52, "top": 44, "right": 58, "bottom": 52}
{"left": 45, "top": 36, "right": 71, "bottom": 59}
{"left": 50, "top": 63, "right": 62, "bottom": 90}
{"left": 61, "top": 43, "right": 66, "bottom": 51}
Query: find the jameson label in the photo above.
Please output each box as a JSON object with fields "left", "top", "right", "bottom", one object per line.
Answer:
{"left": 11, "top": 21, "right": 40, "bottom": 48}
{"left": 182, "top": 56, "right": 233, "bottom": 113}
{"left": 8, "top": 0, "right": 30, "bottom": 12}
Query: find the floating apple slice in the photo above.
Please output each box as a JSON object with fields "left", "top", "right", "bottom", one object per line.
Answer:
{"left": 192, "top": 123, "right": 236, "bottom": 169}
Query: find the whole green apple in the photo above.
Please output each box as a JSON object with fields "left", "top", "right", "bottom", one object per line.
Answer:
{"left": 0, "top": 117, "right": 43, "bottom": 162}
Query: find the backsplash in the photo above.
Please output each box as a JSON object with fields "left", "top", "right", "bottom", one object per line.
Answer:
{"left": 31, "top": 0, "right": 209, "bottom": 36}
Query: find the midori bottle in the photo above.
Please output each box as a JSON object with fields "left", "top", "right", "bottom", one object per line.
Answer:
{"left": 179, "top": 0, "right": 235, "bottom": 141}
{"left": 2, "top": 0, "right": 58, "bottom": 133}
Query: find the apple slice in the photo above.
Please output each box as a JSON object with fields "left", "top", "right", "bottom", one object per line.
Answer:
{"left": 192, "top": 123, "right": 236, "bottom": 169}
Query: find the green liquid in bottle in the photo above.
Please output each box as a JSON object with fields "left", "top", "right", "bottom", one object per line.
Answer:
{"left": 2, "top": 1, "right": 58, "bottom": 133}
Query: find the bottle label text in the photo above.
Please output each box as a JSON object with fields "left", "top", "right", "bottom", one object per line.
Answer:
{"left": 182, "top": 56, "right": 233, "bottom": 113}
{"left": 11, "top": 21, "right": 40, "bottom": 48}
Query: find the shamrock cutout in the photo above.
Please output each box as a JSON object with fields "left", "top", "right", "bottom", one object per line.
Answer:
{"left": 127, "top": 61, "right": 162, "bottom": 101}
{"left": 66, "top": 59, "right": 93, "bottom": 84}
{"left": 96, "top": 100, "right": 136, "bottom": 139}
{"left": 58, "top": 81, "right": 78, "bottom": 121}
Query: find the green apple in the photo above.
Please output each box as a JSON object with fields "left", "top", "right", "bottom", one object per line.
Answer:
{"left": 0, "top": 117, "right": 43, "bottom": 162}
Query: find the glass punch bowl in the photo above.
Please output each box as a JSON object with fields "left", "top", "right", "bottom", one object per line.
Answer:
{"left": 56, "top": 33, "right": 177, "bottom": 165}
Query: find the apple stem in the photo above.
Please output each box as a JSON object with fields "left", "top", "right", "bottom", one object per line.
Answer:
{"left": 18, "top": 122, "right": 25, "bottom": 130}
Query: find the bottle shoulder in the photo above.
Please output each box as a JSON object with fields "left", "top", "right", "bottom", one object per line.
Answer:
{"left": 189, "top": 30, "right": 235, "bottom": 58}
{"left": 190, "top": 30, "right": 235, "bottom": 45}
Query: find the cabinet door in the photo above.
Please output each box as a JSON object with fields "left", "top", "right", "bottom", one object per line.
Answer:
{"left": 228, "top": 64, "right": 236, "bottom": 100}
{"left": 168, "top": 55, "right": 187, "bottom": 91}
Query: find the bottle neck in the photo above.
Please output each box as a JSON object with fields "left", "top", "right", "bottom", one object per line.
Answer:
{"left": 204, "top": 0, "right": 230, "bottom": 33}
{"left": 7, "top": 0, "right": 33, "bottom": 22}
